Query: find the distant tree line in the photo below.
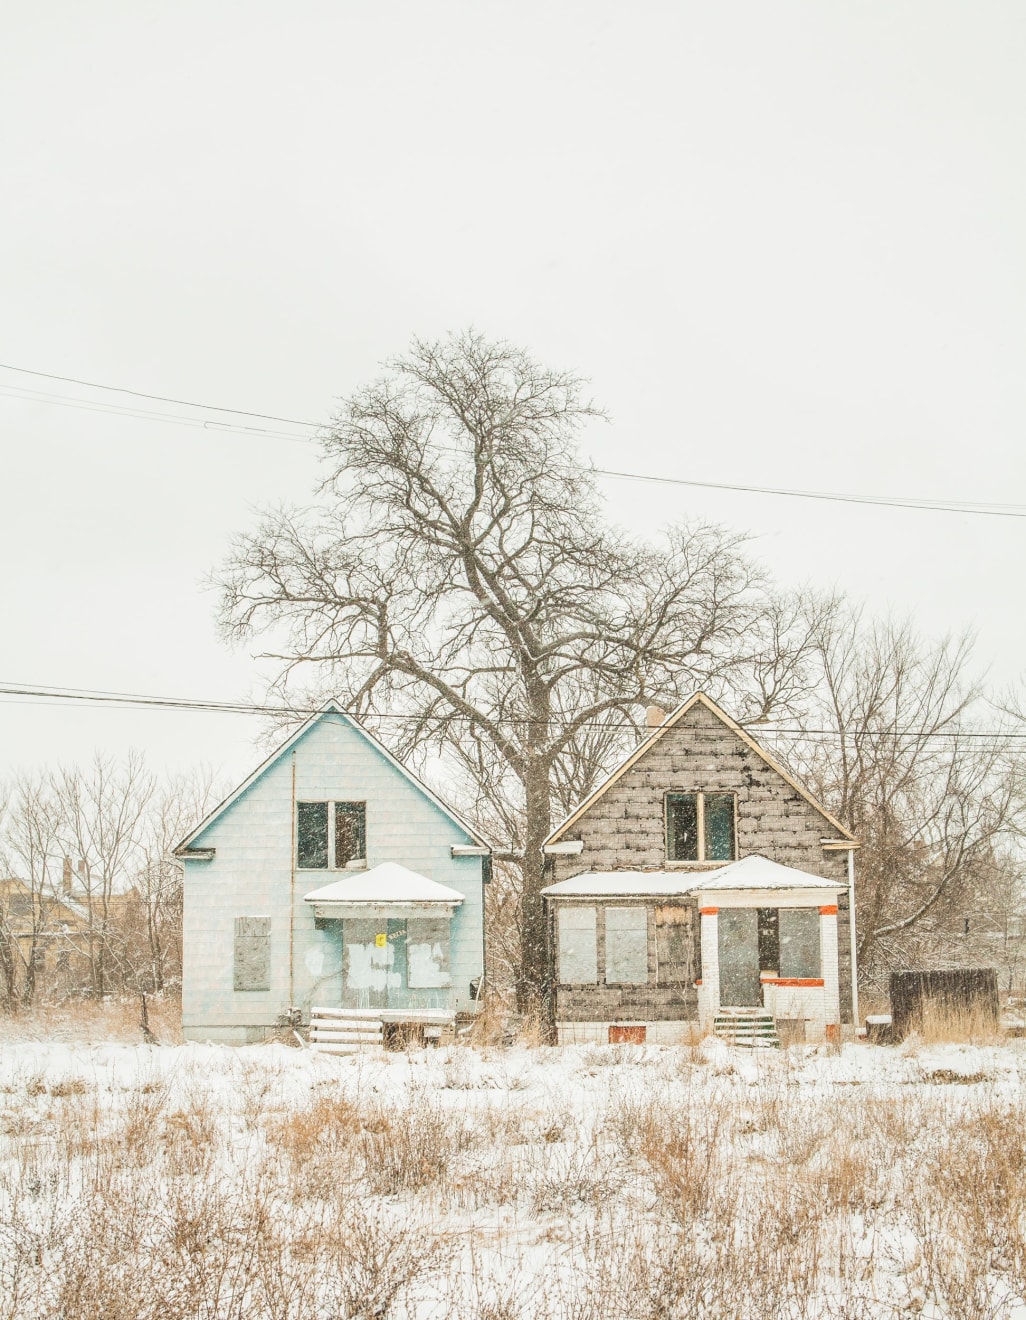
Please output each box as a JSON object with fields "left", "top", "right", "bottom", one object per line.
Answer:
{"left": 0, "top": 756, "right": 220, "bottom": 1010}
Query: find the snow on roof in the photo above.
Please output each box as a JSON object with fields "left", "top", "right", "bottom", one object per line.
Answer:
{"left": 303, "top": 862, "right": 465, "bottom": 907}
{"left": 695, "top": 854, "right": 845, "bottom": 891}
{"left": 540, "top": 854, "right": 845, "bottom": 898}
{"left": 541, "top": 871, "right": 705, "bottom": 898}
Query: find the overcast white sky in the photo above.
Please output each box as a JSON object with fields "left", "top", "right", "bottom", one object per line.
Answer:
{"left": 2, "top": 1, "right": 1024, "bottom": 786}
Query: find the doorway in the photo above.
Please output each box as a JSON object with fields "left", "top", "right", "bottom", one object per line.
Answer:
{"left": 717, "top": 909, "right": 762, "bottom": 1006}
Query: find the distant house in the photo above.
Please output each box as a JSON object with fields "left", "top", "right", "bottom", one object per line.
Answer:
{"left": 541, "top": 693, "right": 859, "bottom": 1045}
{"left": 0, "top": 864, "right": 93, "bottom": 994}
{"left": 175, "top": 702, "right": 491, "bottom": 1044}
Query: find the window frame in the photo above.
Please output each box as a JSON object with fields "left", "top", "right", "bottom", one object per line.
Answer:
{"left": 664, "top": 791, "right": 737, "bottom": 864}
{"left": 295, "top": 799, "right": 368, "bottom": 870}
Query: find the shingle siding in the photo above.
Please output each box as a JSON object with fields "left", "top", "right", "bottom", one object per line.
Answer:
{"left": 548, "top": 700, "right": 854, "bottom": 1023}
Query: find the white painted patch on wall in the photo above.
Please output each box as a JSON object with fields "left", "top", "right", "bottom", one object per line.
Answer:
{"left": 346, "top": 941, "right": 400, "bottom": 991}
{"left": 305, "top": 948, "right": 325, "bottom": 976}
{"left": 409, "top": 941, "right": 451, "bottom": 988}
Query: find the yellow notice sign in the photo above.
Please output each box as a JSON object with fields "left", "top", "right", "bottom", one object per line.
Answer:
{"left": 374, "top": 933, "right": 387, "bottom": 948}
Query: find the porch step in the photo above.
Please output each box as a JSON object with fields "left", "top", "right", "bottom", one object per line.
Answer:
{"left": 308, "top": 1010, "right": 383, "bottom": 1055}
{"left": 713, "top": 1008, "right": 780, "bottom": 1049}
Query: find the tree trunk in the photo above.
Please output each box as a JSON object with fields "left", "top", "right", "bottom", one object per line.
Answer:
{"left": 518, "top": 760, "right": 552, "bottom": 1016}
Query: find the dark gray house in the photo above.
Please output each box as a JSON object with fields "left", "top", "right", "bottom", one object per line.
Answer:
{"left": 540, "top": 693, "right": 859, "bottom": 1044}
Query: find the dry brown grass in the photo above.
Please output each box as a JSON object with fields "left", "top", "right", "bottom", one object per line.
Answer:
{"left": 1, "top": 1041, "right": 1024, "bottom": 1318}
{"left": 0, "top": 993, "right": 183, "bottom": 1045}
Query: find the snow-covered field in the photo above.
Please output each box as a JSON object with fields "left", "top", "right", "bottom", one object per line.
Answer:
{"left": 1, "top": 1035, "right": 1024, "bottom": 1319}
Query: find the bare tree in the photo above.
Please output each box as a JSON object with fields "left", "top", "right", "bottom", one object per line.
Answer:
{"left": 0, "top": 774, "right": 65, "bottom": 1008}
{"left": 129, "top": 768, "right": 222, "bottom": 992}
{"left": 779, "top": 604, "right": 1023, "bottom": 979}
{"left": 51, "top": 753, "right": 154, "bottom": 997}
{"left": 218, "top": 331, "right": 812, "bottom": 1003}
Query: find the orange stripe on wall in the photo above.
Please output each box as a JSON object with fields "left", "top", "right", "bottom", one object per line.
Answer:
{"left": 699, "top": 906, "right": 719, "bottom": 916}
{"left": 819, "top": 905, "right": 838, "bottom": 916}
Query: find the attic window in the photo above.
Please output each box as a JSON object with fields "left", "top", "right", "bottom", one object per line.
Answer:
{"left": 665, "top": 793, "right": 736, "bottom": 862}
{"left": 297, "top": 801, "right": 367, "bottom": 869}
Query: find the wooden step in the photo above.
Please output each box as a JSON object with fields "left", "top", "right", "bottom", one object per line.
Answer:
{"left": 713, "top": 1010, "right": 780, "bottom": 1048}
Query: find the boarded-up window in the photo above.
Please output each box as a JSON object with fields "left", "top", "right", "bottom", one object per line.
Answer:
{"left": 779, "top": 908, "right": 820, "bottom": 979}
{"left": 297, "top": 801, "right": 329, "bottom": 869}
{"left": 334, "top": 802, "right": 366, "bottom": 865}
{"left": 605, "top": 907, "right": 648, "bottom": 984}
{"left": 234, "top": 916, "right": 271, "bottom": 991}
{"left": 407, "top": 917, "right": 451, "bottom": 988}
{"left": 558, "top": 906, "right": 597, "bottom": 984}
{"left": 656, "top": 905, "right": 693, "bottom": 986}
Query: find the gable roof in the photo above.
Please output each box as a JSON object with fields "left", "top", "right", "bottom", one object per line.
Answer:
{"left": 543, "top": 691, "right": 856, "bottom": 846}
{"left": 175, "top": 701, "right": 491, "bottom": 854}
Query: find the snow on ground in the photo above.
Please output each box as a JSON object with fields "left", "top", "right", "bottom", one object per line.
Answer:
{"left": 1, "top": 1035, "right": 1025, "bottom": 1318}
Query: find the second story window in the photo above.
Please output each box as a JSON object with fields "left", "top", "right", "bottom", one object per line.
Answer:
{"left": 297, "top": 800, "right": 367, "bottom": 869}
{"left": 665, "top": 792, "right": 736, "bottom": 862}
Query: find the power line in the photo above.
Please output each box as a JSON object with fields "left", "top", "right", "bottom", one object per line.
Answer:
{"left": 0, "top": 362, "right": 321, "bottom": 427}
{"left": 593, "top": 468, "right": 1026, "bottom": 519}
{"left": 2, "top": 361, "right": 1024, "bottom": 518}
{"left": 0, "top": 681, "right": 1022, "bottom": 743}
{"left": 0, "top": 384, "right": 315, "bottom": 444}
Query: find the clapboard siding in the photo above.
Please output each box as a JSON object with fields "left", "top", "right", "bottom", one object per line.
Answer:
{"left": 182, "top": 711, "right": 486, "bottom": 1042}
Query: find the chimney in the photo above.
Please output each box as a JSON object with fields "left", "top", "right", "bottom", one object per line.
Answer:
{"left": 62, "top": 856, "right": 73, "bottom": 895}
{"left": 646, "top": 705, "right": 666, "bottom": 729}
{"left": 77, "top": 858, "right": 89, "bottom": 889}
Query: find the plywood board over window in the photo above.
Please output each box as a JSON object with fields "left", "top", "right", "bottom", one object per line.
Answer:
{"left": 655, "top": 905, "right": 693, "bottom": 986}
{"left": 234, "top": 916, "right": 271, "bottom": 991}
{"left": 558, "top": 907, "right": 597, "bottom": 984}
{"left": 779, "top": 908, "right": 820, "bottom": 979}
{"left": 407, "top": 917, "right": 451, "bottom": 988}
{"left": 605, "top": 907, "right": 648, "bottom": 984}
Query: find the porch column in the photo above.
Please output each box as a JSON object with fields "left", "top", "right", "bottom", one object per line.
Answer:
{"left": 820, "top": 904, "right": 840, "bottom": 1040}
{"left": 699, "top": 906, "right": 720, "bottom": 1031}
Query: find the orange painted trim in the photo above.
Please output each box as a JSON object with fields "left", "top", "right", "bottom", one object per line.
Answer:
{"left": 819, "top": 904, "right": 838, "bottom": 916}
{"left": 699, "top": 906, "right": 719, "bottom": 916}
{"left": 694, "top": 979, "right": 702, "bottom": 986}
{"left": 760, "top": 977, "right": 824, "bottom": 988}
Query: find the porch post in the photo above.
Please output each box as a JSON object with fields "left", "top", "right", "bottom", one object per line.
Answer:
{"left": 820, "top": 904, "right": 840, "bottom": 1041}
{"left": 699, "top": 906, "right": 720, "bottom": 1031}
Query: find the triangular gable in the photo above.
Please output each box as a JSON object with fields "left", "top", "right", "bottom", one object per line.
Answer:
{"left": 175, "top": 701, "right": 492, "bottom": 854}
{"left": 543, "top": 691, "right": 856, "bottom": 846}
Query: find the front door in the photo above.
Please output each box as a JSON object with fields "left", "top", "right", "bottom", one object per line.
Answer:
{"left": 717, "top": 908, "right": 762, "bottom": 1006}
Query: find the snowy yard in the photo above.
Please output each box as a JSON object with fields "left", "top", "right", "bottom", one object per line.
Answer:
{"left": 1, "top": 1034, "right": 1025, "bottom": 1319}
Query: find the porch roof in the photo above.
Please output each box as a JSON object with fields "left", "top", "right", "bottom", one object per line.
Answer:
{"left": 697, "top": 854, "right": 846, "bottom": 892}
{"left": 540, "top": 854, "right": 845, "bottom": 899}
{"left": 304, "top": 862, "right": 465, "bottom": 908}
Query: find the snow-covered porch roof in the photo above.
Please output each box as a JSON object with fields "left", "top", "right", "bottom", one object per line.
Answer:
{"left": 540, "top": 854, "right": 846, "bottom": 900}
{"left": 304, "top": 861, "right": 465, "bottom": 915}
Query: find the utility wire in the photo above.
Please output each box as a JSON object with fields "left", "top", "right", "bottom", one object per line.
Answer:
{"left": 3, "top": 362, "right": 1024, "bottom": 518}
{"left": 0, "top": 682, "right": 1022, "bottom": 742}
{"left": 0, "top": 361, "right": 321, "bottom": 427}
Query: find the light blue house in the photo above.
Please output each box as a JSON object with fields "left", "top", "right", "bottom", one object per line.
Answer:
{"left": 175, "top": 702, "right": 491, "bottom": 1044}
